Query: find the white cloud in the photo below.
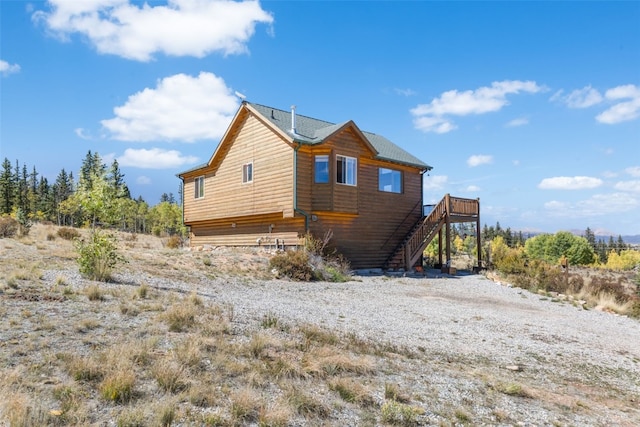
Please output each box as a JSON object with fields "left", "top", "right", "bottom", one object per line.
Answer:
{"left": 596, "top": 84, "right": 640, "bottom": 124}
{"left": 74, "top": 127, "right": 92, "bottom": 140}
{"left": 465, "top": 185, "right": 481, "bottom": 192}
{"left": 102, "top": 72, "right": 239, "bottom": 142}
{"left": 0, "top": 59, "right": 21, "bottom": 76}
{"left": 117, "top": 148, "right": 199, "bottom": 169}
{"left": 538, "top": 176, "right": 603, "bottom": 190}
{"left": 410, "top": 80, "right": 544, "bottom": 133}
{"left": 505, "top": 117, "right": 529, "bottom": 127}
{"left": 545, "top": 193, "right": 638, "bottom": 217}
{"left": 614, "top": 180, "right": 640, "bottom": 192}
{"left": 33, "top": 0, "right": 273, "bottom": 61}
{"left": 551, "top": 85, "right": 603, "bottom": 108}
{"left": 136, "top": 175, "right": 152, "bottom": 185}
{"left": 625, "top": 166, "right": 640, "bottom": 177}
{"left": 467, "top": 154, "right": 493, "bottom": 167}
{"left": 423, "top": 175, "right": 448, "bottom": 191}
{"left": 394, "top": 88, "right": 417, "bottom": 97}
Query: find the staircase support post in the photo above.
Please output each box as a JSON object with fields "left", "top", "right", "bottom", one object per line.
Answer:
{"left": 438, "top": 227, "right": 443, "bottom": 267}
{"left": 476, "top": 198, "right": 482, "bottom": 269}
{"left": 445, "top": 194, "right": 451, "bottom": 266}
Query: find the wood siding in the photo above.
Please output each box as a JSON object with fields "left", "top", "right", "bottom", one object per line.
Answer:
{"left": 181, "top": 107, "right": 426, "bottom": 269}
{"left": 189, "top": 214, "right": 305, "bottom": 247}
{"left": 301, "top": 128, "right": 424, "bottom": 268}
{"left": 183, "top": 113, "right": 294, "bottom": 224}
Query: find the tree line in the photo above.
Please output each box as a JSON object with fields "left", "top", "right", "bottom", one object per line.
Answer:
{"left": 0, "top": 151, "right": 184, "bottom": 236}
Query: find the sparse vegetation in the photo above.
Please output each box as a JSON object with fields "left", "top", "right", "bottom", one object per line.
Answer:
{"left": 269, "top": 231, "right": 351, "bottom": 282}
{"left": 0, "top": 223, "right": 638, "bottom": 426}
{"left": 75, "top": 229, "right": 125, "bottom": 281}
{"left": 57, "top": 226, "right": 80, "bottom": 240}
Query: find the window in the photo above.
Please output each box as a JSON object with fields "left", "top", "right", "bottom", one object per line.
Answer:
{"left": 379, "top": 168, "right": 402, "bottom": 193}
{"left": 336, "top": 155, "right": 357, "bottom": 186}
{"left": 314, "top": 155, "right": 329, "bottom": 183}
{"left": 242, "top": 162, "right": 253, "bottom": 183}
{"left": 194, "top": 176, "right": 204, "bottom": 199}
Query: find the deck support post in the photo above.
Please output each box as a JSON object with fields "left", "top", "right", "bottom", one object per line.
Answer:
{"left": 438, "top": 227, "right": 443, "bottom": 267}
{"left": 476, "top": 198, "right": 482, "bottom": 269}
{"left": 445, "top": 194, "right": 451, "bottom": 266}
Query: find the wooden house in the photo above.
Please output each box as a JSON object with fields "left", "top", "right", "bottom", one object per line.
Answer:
{"left": 178, "top": 102, "right": 480, "bottom": 270}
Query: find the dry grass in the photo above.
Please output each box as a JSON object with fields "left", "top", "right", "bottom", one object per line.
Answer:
{"left": 0, "top": 224, "right": 638, "bottom": 426}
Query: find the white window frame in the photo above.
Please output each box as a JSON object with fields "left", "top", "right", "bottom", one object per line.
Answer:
{"left": 194, "top": 176, "right": 205, "bottom": 199}
{"left": 314, "top": 155, "right": 329, "bottom": 183}
{"left": 336, "top": 155, "right": 357, "bottom": 186}
{"left": 242, "top": 162, "right": 253, "bottom": 183}
{"left": 378, "top": 167, "right": 402, "bottom": 193}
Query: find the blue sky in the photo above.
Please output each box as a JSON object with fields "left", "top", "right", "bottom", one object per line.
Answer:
{"left": 1, "top": 1, "right": 639, "bottom": 235}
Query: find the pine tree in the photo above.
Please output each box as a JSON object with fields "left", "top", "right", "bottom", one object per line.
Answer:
{"left": 584, "top": 227, "right": 596, "bottom": 248}
{"left": 0, "top": 158, "right": 14, "bottom": 214}
{"left": 108, "top": 159, "right": 130, "bottom": 199}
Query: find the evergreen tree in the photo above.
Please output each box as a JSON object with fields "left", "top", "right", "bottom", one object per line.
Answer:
{"left": 584, "top": 227, "right": 596, "bottom": 248}
{"left": 616, "top": 235, "right": 626, "bottom": 254}
{"left": 0, "top": 158, "right": 14, "bottom": 214}
{"left": 108, "top": 159, "right": 130, "bottom": 199}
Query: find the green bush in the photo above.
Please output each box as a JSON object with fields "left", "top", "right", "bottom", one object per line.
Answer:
{"left": 0, "top": 216, "right": 18, "bottom": 238}
{"left": 15, "top": 208, "right": 32, "bottom": 236}
{"left": 75, "top": 230, "right": 125, "bottom": 281}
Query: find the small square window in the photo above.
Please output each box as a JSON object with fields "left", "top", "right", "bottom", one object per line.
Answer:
{"left": 242, "top": 162, "right": 253, "bottom": 183}
{"left": 194, "top": 176, "right": 205, "bottom": 199}
{"left": 379, "top": 168, "right": 402, "bottom": 193}
{"left": 315, "top": 155, "right": 329, "bottom": 183}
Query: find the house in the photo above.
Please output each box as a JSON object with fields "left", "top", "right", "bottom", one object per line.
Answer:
{"left": 178, "top": 102, "right": 480, "bottom": 270}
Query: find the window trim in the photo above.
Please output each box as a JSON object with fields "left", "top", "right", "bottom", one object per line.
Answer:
{"left": 378, "top": 167, "right": 403, "bottom": 194}
{"left": 242, "top": 162, "right": 253, "bottom": 184}
{"left": 314, "top": 154, "right": 329, "bottom": 184}
{"left": 336, "top": 154, "right": 357, "bottom": 186}
{"left": 194, "top": 175, "right": 205, "bottom": 199}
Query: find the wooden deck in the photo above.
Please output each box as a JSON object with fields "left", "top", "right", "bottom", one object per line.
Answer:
{"left": 385, "top": 194, "right": 480, "bottom": 271}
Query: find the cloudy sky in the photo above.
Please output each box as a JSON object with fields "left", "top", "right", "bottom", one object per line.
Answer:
{"left": 1, "top": 1, "right": 639, "bottom": 235}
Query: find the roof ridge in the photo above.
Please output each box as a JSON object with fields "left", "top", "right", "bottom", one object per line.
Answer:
{"left": 247, "top": 101, "right": 336, "bottom": 127}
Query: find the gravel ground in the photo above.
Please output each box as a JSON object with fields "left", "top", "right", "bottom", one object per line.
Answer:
{"left": 110, "top": 263, "right": 640, "bottom": 426}
{"left": 2, "top": 230, "right": 639, "bottom": 426}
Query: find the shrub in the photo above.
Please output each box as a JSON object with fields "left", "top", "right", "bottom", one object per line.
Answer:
{"left": 0, "top": 216, "right": 18, "bottom": 238}
{"left": 269, "top": 231, "right": 351, "bottom": 282}
{"left": 269, "top": 250, "right": 314, "bottom": 281}
{"left": 46, "top": 233, "right": 56, "bottom": 241}
{"left": 75, "top": 230, "right": 125, "bottom": 281}
{"left": 100, "top": 369, "right": 135, "bottom": 403}
{"left": 15, "top": 208, "right": 32, "bottom": 236}
{"left": 58, "top": 227, "right": 81, "bottom": 240}
{"left": 380, "top": 400, "right": 419, "bottom": 426}
{"left": 494, "top": 247, "right": 527, "bottom": 275}
{"left": 166, "top": 235, "right": 182, "bottom": 249}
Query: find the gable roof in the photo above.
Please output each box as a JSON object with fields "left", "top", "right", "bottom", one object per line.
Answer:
{"left": 247, "top": 102, "right": 431, "bottom": 170}
{"left": 179, "top": 102, "right": 431, "bottom": 177}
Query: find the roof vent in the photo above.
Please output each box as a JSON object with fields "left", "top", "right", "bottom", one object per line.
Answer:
{"left": 290, "top": 105, "right": 297, "bottom": 134}
{"left": 271, "top": 109, "right": 275, "bottom": 119}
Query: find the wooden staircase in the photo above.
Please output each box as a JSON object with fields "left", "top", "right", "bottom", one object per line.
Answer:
{"left": 385, "top": 194, "right": 480, "bottom": 271}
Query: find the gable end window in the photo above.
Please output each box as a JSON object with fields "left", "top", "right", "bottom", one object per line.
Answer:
{"left": 194, "top": 176, "right": 205, "bottom": 199}
{"left": 314, "top": 155, "right": 329, "bottom": 183}
{"left": 379, "top": 168, "right": 402, "bottom": 193}
{"left": 242, "top": 162, "right": 253, "bottom": 183}
{"left": 336, "top": 155, "right": 357, "bottom": 186}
